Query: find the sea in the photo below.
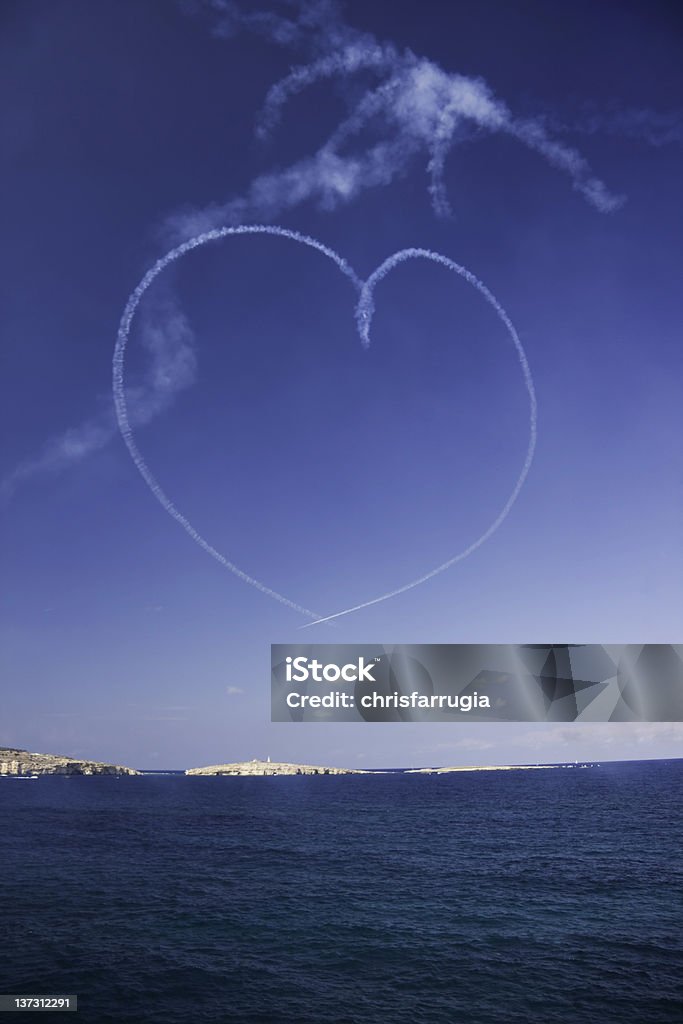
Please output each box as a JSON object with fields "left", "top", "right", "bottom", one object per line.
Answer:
{"left": 1, "top": 760, "right": 681, "bottom": 1024}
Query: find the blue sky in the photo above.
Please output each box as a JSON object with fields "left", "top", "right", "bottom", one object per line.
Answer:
{"left": 1, "top": 0, "right": 682, "bottom": 768}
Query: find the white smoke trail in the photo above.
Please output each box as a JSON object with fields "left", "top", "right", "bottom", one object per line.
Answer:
{"left": 549, "top": 107, "right": 683, "bottom": 148}
{"left": 114, "top": 226, "right": 536, "bottom": 626}
{"left": 424, "top": 81, "right": 626, "bottom": 217}
{"left": 427, "top": 103, "right": 464, "bottom": 219}
{"left": 255, "top": 42, "right": 398, "bottom": 140}
{"left": 113, "top": 224, "right": 361, "bottom": 621}
{"left": 1, "top": 297, "right": 196, "bottom": 503}
{"left": 302, "top": 246, "right": 537, "bottom": 626}
{"left": 169, "top": 3, "right": 625, "bottom": 239}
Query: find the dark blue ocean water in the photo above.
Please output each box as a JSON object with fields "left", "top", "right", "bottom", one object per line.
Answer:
{"left": 1, "top": 761, "right": 681, "bottom": 1024}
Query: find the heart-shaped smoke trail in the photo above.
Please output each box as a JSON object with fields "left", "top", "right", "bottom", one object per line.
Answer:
{"left": 113, "top": 225, "right": 536, "bottom": 626}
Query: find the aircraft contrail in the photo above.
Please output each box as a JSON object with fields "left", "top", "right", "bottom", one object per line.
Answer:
{"left": 113, "top": 225, "right": 360, "bottom": 622}
{"left": 305, "top": 247, "right": 537, "bottom": 626}
{"left": 113, "top": 226, "right": 535, "bottom": 625}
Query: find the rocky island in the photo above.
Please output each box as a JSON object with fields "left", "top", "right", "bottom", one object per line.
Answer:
{"left": 0, "top": 747, "right": 141, "bottom": 777}
{"left": 186, "top": 758, "right": 365, "bottom": 776}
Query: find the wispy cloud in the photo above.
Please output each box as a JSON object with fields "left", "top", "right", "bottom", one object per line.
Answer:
{"left": 169, "top": 0, "right": 629, "bottom": 239}
{"left": 226, "top": 686, "right": 244, "bottom": 696}
{"left": 516, "top": 722, "right": 683, "bottom": 750}
{"left": 557, "top": 106, "right": 683, "bottom": 148}
{"left": 2, "top": 297, "right": 196, "bottom": 502}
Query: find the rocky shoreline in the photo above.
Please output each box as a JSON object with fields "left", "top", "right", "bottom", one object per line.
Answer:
{"left": 0, "top": 747, "right": 141, "bottom": 777}
{"left": 185, "top": 758, "right": 364, "bottom": 776}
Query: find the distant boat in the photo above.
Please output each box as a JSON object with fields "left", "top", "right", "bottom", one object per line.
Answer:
{"left": 1, "top": 774, "right": 38, "bottom": 780}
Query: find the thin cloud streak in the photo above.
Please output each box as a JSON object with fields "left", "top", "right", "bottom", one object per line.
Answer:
{"left": 1, "top": 299, "right": 196, "bottom": 502}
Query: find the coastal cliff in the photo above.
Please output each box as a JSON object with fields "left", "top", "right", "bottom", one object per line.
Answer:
{"left": 0, "top": 747, "right": 141, "bottom": 777}
{"left": 186, "top": 758, "right": 364, "bottom": 776}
